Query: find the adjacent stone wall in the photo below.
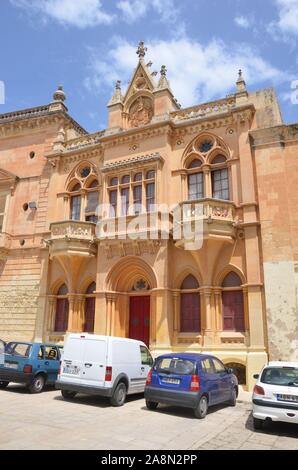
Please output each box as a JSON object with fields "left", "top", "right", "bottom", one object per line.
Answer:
{"left": 0, "top": 252, "right": 41, "bottom": 342}
{"left": 263, "top": 261, "right": 298, "bottom": 361}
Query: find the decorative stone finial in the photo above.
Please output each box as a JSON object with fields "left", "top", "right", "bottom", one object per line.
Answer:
{"left": 136, "top": 41, "right": 147, "bottom": 60}
{"left": 236, "top": 69, "right": 247, "bottom": 93}
{"left": 108, "top": 80, "right": 123, "bottom": 106}
{"left": 157, "top": 65, "right": 170, "bottom": 90}
{"left": 53, "top": 85, "right": 66, "bottom": 102}
{"left": 160, "top": 65, "right": 167, "bottom": 76}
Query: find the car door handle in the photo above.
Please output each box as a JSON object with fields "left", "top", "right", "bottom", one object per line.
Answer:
{"left": 85, "top": 363, "right": 92, "bottom": 368}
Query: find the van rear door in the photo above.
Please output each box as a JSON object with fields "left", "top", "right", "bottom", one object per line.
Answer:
{"left": 80, "top": 338, "right": 107, "bottom": 388}
{"left": 61, "top": 337, "right": 85, "bottom": 384}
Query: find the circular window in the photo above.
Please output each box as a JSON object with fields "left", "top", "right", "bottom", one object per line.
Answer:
{"left": 23, "top": 203, "right": 29, "bottom": 212}
{"left": 198, "top": 140, "right": 213, "bottom": 153}
{"left": 20, "top": 239, "right": 25, "bottom": 246}
{"left": 29, "top": 151, "right": 35, "bottom": 159}
{"left": 80, "top": 167, "right": 91, "bottom": 178}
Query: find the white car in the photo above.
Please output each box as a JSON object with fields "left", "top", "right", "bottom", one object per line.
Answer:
{"left": 252, "top": 361, "right": 298, "bottom": 429}
{"left": 56, "top": 334, "right": 153, "bottom": 406}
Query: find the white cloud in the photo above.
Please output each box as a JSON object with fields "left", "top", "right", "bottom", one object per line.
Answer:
{"left": 10, "top": 0, "right": 114, "bottom": 28}
{"left": 270, "top": 0, "right": 298, "bottom": 36}
{"left": 10, "top": 0, "right": 179, "bottom": 27}
{"left": 85, "top": 37, "right": 286, "bottom": 107}
{"left": 234, "top": 16, "right": 251, "bottom": 29}
{"left": 116, "top": 0, "right": 179, "bottom": 23}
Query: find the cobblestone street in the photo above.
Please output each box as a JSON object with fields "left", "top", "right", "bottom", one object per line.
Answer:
{"left": 0, "top": 386, "right": 297, "bottom": 450}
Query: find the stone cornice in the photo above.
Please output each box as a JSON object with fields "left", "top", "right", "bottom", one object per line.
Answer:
{"left": 250, "top": 123, "right": 298, "bottom": 148}
{"left": 102, "top": 152, "right": 164, "bottom": 173}
{"left": 0, "top": 105, "right": 87, "bottom": 138}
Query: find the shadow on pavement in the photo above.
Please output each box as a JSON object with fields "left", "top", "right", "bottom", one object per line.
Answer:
{"left": 245, "top": 411, "right": 298, "bottom": 438}
{"left": 141, "top": 402, "right": 231, "bottom": 420}
{"left": 0, "top": 384, "right": 57, "bottom": 394}
{"left": 53, "top": 391, "right": 145, "bottom": 409}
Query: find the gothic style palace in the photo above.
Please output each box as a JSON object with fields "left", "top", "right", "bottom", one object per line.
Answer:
{"left": 0, "top": 43, "right": 297, "bottom": 389}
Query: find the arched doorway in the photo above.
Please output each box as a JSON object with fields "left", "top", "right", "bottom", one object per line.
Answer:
{"left": 54, "top": 284, "right": 69, "bottom": 332}
{"left": 129, "top": 279, "right": 151, "bottom": 346}
{"left": 84, "top": 282, "right": 96, "bottom": 333}
{"left": 226, "top": 362, "right": 246, "bottom": 385}
{"left": 221, "top": 272, "right": 245, "bottom": 332}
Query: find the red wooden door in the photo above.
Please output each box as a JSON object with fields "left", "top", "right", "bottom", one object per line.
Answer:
{"left": 129, "top": 296, "right": 150, "bottom": 346}
{"left": 55, "top": 298, "right": 69, "bottom": 332}
{"left": 180, "top": 293, "right": 201, "bottom": 333}
{"left": 84, "top": 297, "right": 95, "bottom": 333}
{"left": 222, "top": 291, "right": 244, "bottom": 331}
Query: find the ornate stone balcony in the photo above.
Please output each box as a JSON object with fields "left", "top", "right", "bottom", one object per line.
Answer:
{"left": 0, "top": 233, "right": 11, "bottom": 260}
{"left": 173, "top": 199, "right": 237, "bottom": 249}
{"left": 48, "top": 221, "right": 97, "bottom": 258}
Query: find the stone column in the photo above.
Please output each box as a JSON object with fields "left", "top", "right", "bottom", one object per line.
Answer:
{"left": 94, "top": 292, "right": 107, "bottom": 335}
{"left": 214, "top": 288, "right": 222, "bottom": 343}
{"left": 34, "top": 249, "right": 50, "bottom": 342}
{"left": 105, "top": 293, "right": 116, "bottom": 336}
{"left": 202, "top": 288, "right": 214, "bottom": 345}
{"left": 47, "top": 295, "right": 57, "bottom": 333}
{"left": 77, "top": 296, "right": 85, "bottom": 332}
{"left": 172, "top": 290, "right": 180, "bottom": 344}
{"left": 203, "top": 166, "right": 212, "bottom": 198}
{"left": 67, "top": 294, "right": 77, "bottom": 333}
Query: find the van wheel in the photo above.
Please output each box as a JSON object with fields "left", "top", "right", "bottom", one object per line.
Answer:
{"left": 0, "top": 381, "right": 9, "bottom": 389}
{"left": 110, "top": 382, "right": 127, "bottom": 407}
{"left": 253, "top": 417, "right": 263, "bottom": 430}
{"left": 229, "top": 387, "right": 237, "bottom": 407}
{"left": 146, "top": 400, "right": 158, "bottom": 411}
{"left": 28, "top": 375, "right": 45, "bottom": 394}
{"left": 61, "top": 390, "right": 77, "bottom": 400}
{"left": 194, "top": 395, "right": 208, "bottom": 419}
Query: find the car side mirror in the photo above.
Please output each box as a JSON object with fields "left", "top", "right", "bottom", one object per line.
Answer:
{"left": 253, "top": 374, "right": 259, "bottom": 380}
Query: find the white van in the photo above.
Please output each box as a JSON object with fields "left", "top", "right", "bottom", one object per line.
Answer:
{"left": 55, "top": 334, "right": 153, "bottom": 406}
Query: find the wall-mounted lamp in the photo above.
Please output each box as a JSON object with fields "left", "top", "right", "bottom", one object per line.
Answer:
{"left": 28, "top": 202, "right": 37, "bottom": 210}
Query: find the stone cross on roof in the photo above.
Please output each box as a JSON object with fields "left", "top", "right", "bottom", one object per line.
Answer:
{"left": 136, "top": 41, "right": 147, "bottom": 60}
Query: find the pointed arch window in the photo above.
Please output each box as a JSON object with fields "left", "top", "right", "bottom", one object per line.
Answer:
{"left": 221, "top": 272, "right": 245, "bottom": 332}
{"left": 187, "top": 160, "right": 204, "bottom": 201}
{"left": 211, "top": 155, "right": 229, "bottom": 200}
{"left": 180, "top": 275, "right": 201, "bottom": 333}
{"left": 67, "top": 164, "right": 100, "bottom": 223}
{"left": 54, "top": 284, "right": 69, "bottom": 333}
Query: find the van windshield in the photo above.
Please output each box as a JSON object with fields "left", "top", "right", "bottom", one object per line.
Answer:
{"left": 261, "top": 367, "right": 298, "bottom": 387}
{"left": 156, "top": 358, "right": 196, "bottom": 376}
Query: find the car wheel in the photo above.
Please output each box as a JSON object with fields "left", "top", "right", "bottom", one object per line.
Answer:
{"left": 61, "top": 390, "right": 77, "bottom": 399}
{"left": 194, "top": 395, "right": 208, "bottom": 419}
{"left": 28, "top": 375, "right": 45, "bottom": 394}
{"left": 146, "top": 400, "right": 159, "bottom": 410}
{"left": 110, "top": 382, "right": 127, "bottom": 407}
{"left": 253, "top": 417, "right": 263, "bottom": 430}
{"left": 229, "top": 387, "right": 237, "bottom": 407}
{"left": 0, "top": 381, "right": 9, "bottom": 389}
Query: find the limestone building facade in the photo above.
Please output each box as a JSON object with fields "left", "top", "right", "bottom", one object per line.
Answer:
{"left": 0, "top": 43, "right": 297, "bottom": 389}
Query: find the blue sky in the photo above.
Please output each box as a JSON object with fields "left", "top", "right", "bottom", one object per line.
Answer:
{"left": 0, "top": 0, "right": 297, "bottom": 132}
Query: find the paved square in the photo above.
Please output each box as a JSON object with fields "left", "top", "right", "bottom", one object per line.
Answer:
{"left": 0, "top": 386, "right": 297, "bottom": 450}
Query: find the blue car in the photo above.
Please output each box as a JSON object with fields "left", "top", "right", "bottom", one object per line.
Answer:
{"left": 145, "top": 353, "right": 238, "bottom": 419}
{"left": 0, "top": 342, "right": 62, "bottom": 393}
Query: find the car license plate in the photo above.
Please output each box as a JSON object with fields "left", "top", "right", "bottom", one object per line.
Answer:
{"left": 162, "top": 377, "right": 180, "bottom": 385}
{"left": 63, "top": 366, "right": 80, "bottom": 375}
{"left": 5, "top": 363, "right": 18, "bottom": 370}
{"left": 276, "top": 394, "right": 298, "bottom": 402}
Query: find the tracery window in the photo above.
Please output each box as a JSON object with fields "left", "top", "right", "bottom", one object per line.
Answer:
{"left": 107, "top": 169, "right": 156, "bottom": 217}
{"left": 68, "top": 164, "right": 100, "bottom": 223}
